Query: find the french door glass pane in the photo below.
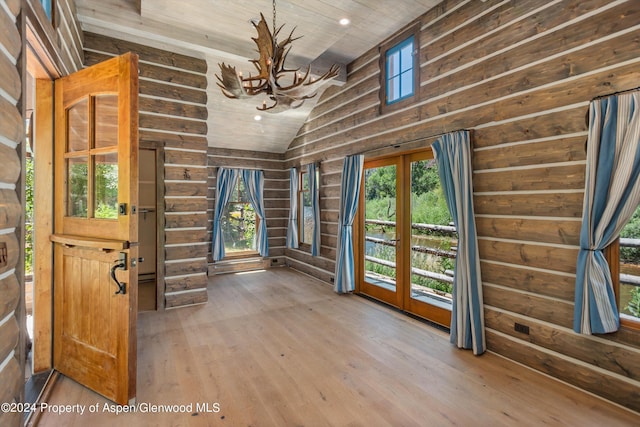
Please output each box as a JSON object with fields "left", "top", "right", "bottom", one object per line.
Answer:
{"left": 94, "top": 94, "right": 118, "bottom": 149}
{"left": 67, "top": 157, "right": 88, "bottom": 217}
{"left": 94, "top": 153, "right": 119, "bottom": 219}
{"left": 364, "top": 164, "right": 397, "bottom": 291}
{"left": 410, "top": 159, "right": 454, "bottom": 309}
{"left": 67, "top": 98, "right": 88, "bottom": 152}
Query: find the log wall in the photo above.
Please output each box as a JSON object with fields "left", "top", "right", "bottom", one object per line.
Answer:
{"left": 0, "top": 0, "right": 23, "bottom": 426}
{"left": 206, "top": 148, "right": 288, "bottom": 264}
{"left": 283, "top": 0, "right": 640, "bottom": 412}
{"left": 83, "top": 33, "right": 209, "bottom": 309}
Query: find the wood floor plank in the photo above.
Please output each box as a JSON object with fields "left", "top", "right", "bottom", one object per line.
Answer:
{"left": 36, "top": 268, "right": 639, "bottom": 426}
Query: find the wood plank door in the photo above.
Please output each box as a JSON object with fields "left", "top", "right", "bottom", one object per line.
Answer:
{"left": 52, "top": 53, "right": 139, "bottom": 405}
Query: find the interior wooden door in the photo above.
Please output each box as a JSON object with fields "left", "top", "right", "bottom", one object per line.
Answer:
{"left": 52, "top": 53, "right": 139, "bottom": 405}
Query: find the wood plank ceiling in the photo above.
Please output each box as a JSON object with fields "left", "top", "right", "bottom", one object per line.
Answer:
{"left": 74, "top": 0, "right": 444, "bottom": 153}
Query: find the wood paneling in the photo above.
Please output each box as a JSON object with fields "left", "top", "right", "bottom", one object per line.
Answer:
{"left": 486, "top": 330, "right": 640, "bottom": 413}
{"left": 282, "top": 0, "right": 640, "bottom": 412}
{"left": 478, "top": 239, "right": 579, "bottom": 275}
{"left": 484, "top": 309, "right": 640, "bottom": 381}
{"left": 0, "top": 358, "right": 21, "bottom": 427}
{"left": 0, "top": 190, "right": 21, "bottom": 229}
{"left": 0, "top": 274, "right": 19, "bottom": 321}
{"left": 164, "top": 289, "right": 207, "bottom": 308}
{"left": 475, "top": 217, "right": 581, "bottom": 246}
{"left": 0, "top": 50, "right": 20, "bottom": 101}
{"left": 480, "top": 261, "right": 575, "bottom": 301}
{"left": 164, "top": 274, "right": 207, "bottom": 293}
{"left": 84, "top": 32, "right": 209, "bottom": 308}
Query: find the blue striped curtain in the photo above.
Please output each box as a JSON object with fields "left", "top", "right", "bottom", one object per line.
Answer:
{"left": 334, "top": 155, "right": 364, "bottom": 293}
{"left": 212, "top": 167, "right": 239, "bottom": 261}
{"left": 574, "top": 92, "right": 640, "bottom": 334}
{"left": 241, "top": 169, "right": 269, "bottom": 257}
{"left": 287, "top": 167, "right": 299, "bottom": 248}
{"left": 308, "top": 163, "right": 321, "bottom": 256}
{"left": 433, "top": 130, "right": 486, "bottom": 355}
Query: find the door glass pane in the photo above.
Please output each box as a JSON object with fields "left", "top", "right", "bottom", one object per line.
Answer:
{"left": 94, "top": 94, "right": 118, "bottom": 149}
{"left": 409, "top": 159, "right": 454, "bottom": 309}
{"left": 364, "top": 164, "right": 397, "bottom": 291}
{"left": 67, "top": 157, "right": 88, "bottom": 217}
{"left": 67, "top": 98, "right": 88, "bottom": 153}
{"left": 94, "top": 153, "right": 119, "bottom": 219}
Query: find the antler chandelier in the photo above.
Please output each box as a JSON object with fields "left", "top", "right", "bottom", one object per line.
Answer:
{"left": 215, "top": 0, "right": 340, "bottom": 113}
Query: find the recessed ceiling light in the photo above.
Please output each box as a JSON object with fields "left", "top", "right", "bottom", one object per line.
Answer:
{"left": 254, "top": 115, "right": 262, "bottom": 121}
{"left": 339, "top": 18, "right": 350, "bottom": 26}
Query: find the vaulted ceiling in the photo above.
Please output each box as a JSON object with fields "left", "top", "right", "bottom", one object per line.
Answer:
{"left": 75, "top": 0, "right": 443, "bottom": 153}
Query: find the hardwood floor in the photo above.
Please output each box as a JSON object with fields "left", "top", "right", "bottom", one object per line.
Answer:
{"left": 36, "top": 268, "right": 639, "bottom": 426}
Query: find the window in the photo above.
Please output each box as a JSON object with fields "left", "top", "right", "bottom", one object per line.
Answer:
{"left": 221, "top": 176, "right": 258, "bottom": 256}
{"left": 612, "top": 204, "right": 640, "bottom": 329}
{"left": 39, "top": 0, "right": 54, "bottom": 22}
{"left": 380, "top": 26, "right": 419, "bottom": 113}
{"left": 299, "top": 170, "right": 312, "bottom": 246}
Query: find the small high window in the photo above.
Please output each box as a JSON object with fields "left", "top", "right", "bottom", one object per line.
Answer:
{"left": 380, "top": 26, "right": 420, "bottom": 113}
{"left": 386, "top": 36, "right": 415, "bottom": 104}
{"left": 40, "top": 0, "right": 54, "bottom": 22}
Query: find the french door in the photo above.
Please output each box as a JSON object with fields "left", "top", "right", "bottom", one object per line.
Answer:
{"left": 358, "top": 150, "right": 453, "bottom": 327}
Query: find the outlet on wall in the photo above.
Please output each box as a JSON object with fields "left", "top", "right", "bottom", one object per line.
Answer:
{"left": 514, "top": 322, "right": 530, "bottom": 335}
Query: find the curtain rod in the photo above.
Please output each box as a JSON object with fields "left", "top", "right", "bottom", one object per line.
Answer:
{"left": 591, "top": 86, "right": 640, "bottom": 101}
{"left": 359, "top": 128, "right": 472, "bottom": 155}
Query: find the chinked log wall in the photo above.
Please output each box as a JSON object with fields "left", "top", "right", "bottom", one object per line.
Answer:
{"left": 284, "top": 0, "right": 640, "bottom": 412}
{"left": 206, "top": 148, "right": 288, "bottom": 264}
{"left": 0, "top": 1, "right": 24, "bottom": 425}
{"left": 83, "top": 33, "right": 209, "bottom": 309}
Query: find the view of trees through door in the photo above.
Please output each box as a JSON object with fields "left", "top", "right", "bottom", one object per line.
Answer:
{"left": 359, "top": 149, "right": 455, "bottom": 327}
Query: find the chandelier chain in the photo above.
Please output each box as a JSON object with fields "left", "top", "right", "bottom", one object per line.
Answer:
{"left": 273, "top": 0, "right": 277, "bottom": 34}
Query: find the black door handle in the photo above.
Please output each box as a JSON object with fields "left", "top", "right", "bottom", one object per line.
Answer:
{"left": 110, "top": 261, "right": 127, "bottom": 295}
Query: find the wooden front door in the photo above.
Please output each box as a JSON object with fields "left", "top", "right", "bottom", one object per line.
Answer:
{"left": 52, "top": 53, "right": 139, "bottom": 405}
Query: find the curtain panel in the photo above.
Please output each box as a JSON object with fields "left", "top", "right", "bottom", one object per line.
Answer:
{"left": 308, "top": 163, "right": 321, "bottom": 256}
{"left": 334, "top": 155, "right": 364, "bottom": 293}
{"left": 212, "top": 167, "right": 239, "bottom": 261}
{"left": 287, "top": 167, "right": 299, "bottom": 248}
{"left": 433, "top": 130, "right": 486, "bottom": 355}
{"left": 242, "top": 169, "right": 269, "bottom": 257}
{"left": 574, "top": 92, "right": 640, "bottom": 334}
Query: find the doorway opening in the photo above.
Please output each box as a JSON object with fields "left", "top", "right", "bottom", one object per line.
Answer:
{"left": 138, "top": 148, "right": 158, "bottom": 311}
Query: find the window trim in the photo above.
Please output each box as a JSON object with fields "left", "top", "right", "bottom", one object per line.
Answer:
{"left": 606, "top": 239, "right": 640, "bottom": 332}
{"left": 379, "top": 25, "right": 420, "bottom": 115}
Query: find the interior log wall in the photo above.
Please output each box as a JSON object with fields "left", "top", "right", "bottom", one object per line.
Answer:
{"left": 0, "top": 0, "right": 24, "bottom": 425}
{"left": 83, "top": 33, "right": 209, "bottom": 309}
{"left": 283, "top": 0, "right": 640, "bottom": 412}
